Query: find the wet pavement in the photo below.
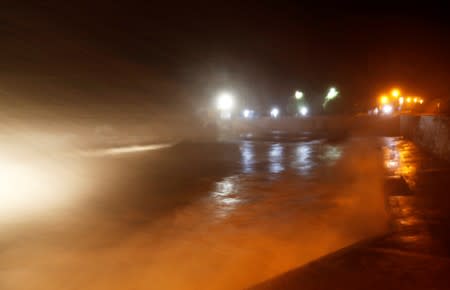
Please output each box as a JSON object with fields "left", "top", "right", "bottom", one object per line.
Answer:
{"left": 0, "top": 137, "right": 448, "bottom": 289}
{"left": 251, "top": 137, "right": 450, "bottom": 290}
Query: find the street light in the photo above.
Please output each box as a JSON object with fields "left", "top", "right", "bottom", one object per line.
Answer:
{"left": 299, "top": 106, "right": 308, "bottom": 116}
{"left": 380, "top": 95, "right": 389, "bottom": 104}
{"left": 216, "top": 91, "right": 234, "bottom": 119}
{"left": 391, "top": 89, "right": 400, "bottom": 98}
{"left": 323, "top": 87, "right": 339, "bottom": 107}
{"left": 216, "top": 92, "right": 234, "bottom": 111}
{"left": 270, "top": 107, "right": 279, "bottom": 118}
{"left": 382, "top": 104, "right": 393, "bottom": 114}
{"left": 295, "top": 90, "right": 304, "bottom": 100}
{"left": 328, "top": 87, "right": 338, "bottom": 98}
{"left": 243, "top": 109, "right": 254, "bottom": 119}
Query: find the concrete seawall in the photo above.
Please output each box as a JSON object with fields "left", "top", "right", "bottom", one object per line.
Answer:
{"left": 400, "top": 114, "right": 450, "bottom": 160}
{"left": 222, "top": 115, "right": 400, "bottom": 137}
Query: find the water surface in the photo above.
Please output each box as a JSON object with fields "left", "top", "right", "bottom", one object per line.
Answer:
{"left": 1, "top": 138, "right": 389, "bottom": 290}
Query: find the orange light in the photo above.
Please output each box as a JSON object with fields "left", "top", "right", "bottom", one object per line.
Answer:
{"left": 380, "top": 95, "right": 389, "bottom": 104}
{"left": 391, "top": 89, "right": 400, "bottom": 98}
{"left": 413, "top": 97, "right": 418, "bottom": 103}
{"left": 399, "top": 97, "right": 404, "bottom": 105}
{"left": 419, "top": 99, "right": 424, "bottom": 104}
{"left": 406, "top": 97, "right": 412, "bottom": 103}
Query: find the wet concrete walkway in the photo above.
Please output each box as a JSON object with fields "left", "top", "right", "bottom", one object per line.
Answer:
{"left": 251, "top": 138, "right": 450, "bottom": 289}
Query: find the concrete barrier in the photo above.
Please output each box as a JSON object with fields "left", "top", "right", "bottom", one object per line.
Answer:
{"left": 230, "top": 116, "right": 350, "bottom": 134}
{"left": 221, "top": 115, "right": 400, "bottom": 137}
{"left": 400, "top": 114, "right": 450, "bottom": 160}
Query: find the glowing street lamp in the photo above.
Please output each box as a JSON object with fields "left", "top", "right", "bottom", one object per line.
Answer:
{"left": 382, "top": 104, "right": 393, "bottom": 114}
{"left": 391, "top": 89, "right": 400, "bottom": 98}
{"left": 243, "top": 109, "right": 254, "bottom": 119}
{"left": 270, "top": 107, "right": 280, "bottom": 118}
{"left": 299, "top": 106, "right": 308, "bottom": 116}
{"left": 295, "top": 90, "right": 304, "bottom": 100}
{"left": 380, "top": 95, "right": 389, "bottom": 104}
{"left": 323, "top": 87, "right": 339, "bottom": 107}
{"left": 399, "top": 97, "right": 404, "bottom": 105}
{"left": 327, "top": 87, "right": 338, "bottom": 99}
{"left": 216, "top": 91, "right": 234, "bottom": 119}
{"left": 216, "top": 92, "right": 234, "bottom": 111}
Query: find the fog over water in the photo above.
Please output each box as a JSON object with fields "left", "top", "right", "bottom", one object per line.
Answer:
{"left": 1, "top": 137, "right": 389, "bottom": 290}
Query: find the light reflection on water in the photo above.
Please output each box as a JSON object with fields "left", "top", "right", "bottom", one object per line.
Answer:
{"left": 213, "top": 141, "right": 351, "bottom": 220}
{"left": 320, "top": 144, "right": 343, "bottom": 166}
{"left": 384, "top": 137, "right": 400, "bottom": 174}
{"left": 383, "top": 137, "right": 417, "bottom": 187}
{"left": 239, "top": 140, "right": 346, "bottom": 180}
{"left": 268, "top": 143, "right": 284, "bottom": 174}
{"left": 196, "top": 138, "right": 386, "bottom": 289}
{"left": 294, "top": 143, "right": 314, "bottom": 176}
{"left": 210, "top": 176, "right": 242, "bottom": 219}
{"left": 241, "top": 141, "right": 254, "bottom": 173}
{"left": 382, "top": 137, "right": 450, "bottom": 260}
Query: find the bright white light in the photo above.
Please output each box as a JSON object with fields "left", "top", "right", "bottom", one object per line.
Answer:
{"left": 295, "top": 90, "right": 304, "bottom": 99}
{"left": 242, "top": 109, "right": 254, "bottom": 119}
{"left": 382, "top": 104, "right": 393, "bottom": 114}
{"left": 270, "top": 107, "right": 279, "bottom": 118}
{"left": 323, "top": 87, "right": 339, "bottom": 107}
{"left": 216, "top": 92, "right": 234, "bottom": 111}
{"left": 299, "top": 106, "right": 308, "bottom": 116}
{"left": 326, "top": 87, "right": 339, "bottom": 100}
{"left": 374, "top": 108, "right": 379, "bottom": 115}
{"left": 0, "top": 153, "right": 83, "bottom": 221}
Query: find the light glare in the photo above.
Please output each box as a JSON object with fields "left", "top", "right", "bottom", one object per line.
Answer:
{"left": 216, "top": 92, "right": 234, "bottom": 111}
{"left": 391, "top": 89, "right": 400, "bottom": 97}
{"left": 323, "top": 87, "right": 339, "bottom": 107}
{"left": 82, "top": 143, "right": 175, "bottom": 156}
{"left": 299, "top": 106, "right": 308, "bottom": 116}
{"left": 382, "top": 104, "right": 393, "bottom": 114}
{"left": 326, "top": 87, "right": 338, "bottom": 100}
{"left": 270, "top": 107, "right": 279, "bottom": 118}
{"left": 243, "top": 109, "right": 253, "bottom": 119}
{"left": 0, "top": 153, "right": 83, "bottom": 221}
{"left": 380, "top": 95, "right": 389, "bottom": 104}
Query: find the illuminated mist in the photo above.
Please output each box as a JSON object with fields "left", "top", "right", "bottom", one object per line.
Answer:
{"left": 1, "top": 138, "right": 388, "bottom": 290}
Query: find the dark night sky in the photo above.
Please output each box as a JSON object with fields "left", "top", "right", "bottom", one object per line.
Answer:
{"left": 0, "top": 1, "right": 449, "bottom": 123}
